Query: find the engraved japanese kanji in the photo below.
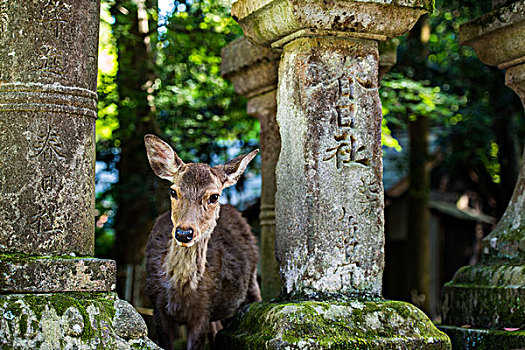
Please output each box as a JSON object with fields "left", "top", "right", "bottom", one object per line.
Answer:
{"left": 32, "top": 126, "right": 65, "bottom": 161}
{"left": 42, "top": 175, "right": 54, "bottom": 192}
{"left": 29, "top": 205, "right": 64, "bottom": 235}
{"left": 358, "top": 176, "right": 381, "bottom": 217}
{"left": 323, "top": 131, "right": 368, "bottom": 169}
{"left": 39, "top": 0, "right": 70, "bottom": 38}
{"left": 0, "top": 0, "right": 8, "bottom": 40}
{"left": 34, "top": 45, "right": 65, "bottom": 76}
{"left": 339, "top": 207, "right": 358, "bottom": 262}
{"left": 323, "top": 74, "right": 371, "bottom": 169}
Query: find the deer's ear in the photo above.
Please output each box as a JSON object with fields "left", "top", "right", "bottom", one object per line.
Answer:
{"left": 215, "top": 149, "right": 259, "bottom": 188}
{"left": 144, "top": 134, "right": 184, "bottom": 181}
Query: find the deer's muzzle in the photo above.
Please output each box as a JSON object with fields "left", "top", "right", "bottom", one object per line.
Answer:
{"left": 174, "top": 226, "right": 194, "bottom": 244}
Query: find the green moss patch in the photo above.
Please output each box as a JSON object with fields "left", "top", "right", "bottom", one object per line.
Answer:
{"left": 216, "top": 300, "right": 451, "bottom": 349}
{"left": 0, "top": 292, "right": 159, "bottom": 349}
{"left": 442, "top": 264, "right": 525, "bottom": 328}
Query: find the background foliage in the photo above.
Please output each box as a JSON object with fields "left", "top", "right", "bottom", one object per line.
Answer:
{"left": 94, "top": 0, "right": 524, "bottom": 309}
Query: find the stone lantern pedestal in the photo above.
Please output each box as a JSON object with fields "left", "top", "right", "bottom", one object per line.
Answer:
{"left": 220, "top": 35, "right": 399, "bottom": 302}
{"left": 216, "top": 1, "right": 450, "bottom": 348}
{"left": 439, "top": 1, "right": 525, "bottom": 348}
{"left": 0, "top": 1, "right": 158, "bottom": 348}
{"left": 221, "top": 38, "right": 282, "bottom": 300}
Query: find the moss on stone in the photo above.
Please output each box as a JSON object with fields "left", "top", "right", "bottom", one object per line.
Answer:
{"left": 442, "top": 263, "right": 525, "bottom": 328}
{"left": 19, "top": 313, "right": 28, "bottom": 337}
{"left": 0, "top": 292, "right": 142, "bottom": 349}
{"left": 216, "top": 299, "right": 451, "bottom": 349}
{"left": 440, "top": 325, "right": 525, "bottom": 350}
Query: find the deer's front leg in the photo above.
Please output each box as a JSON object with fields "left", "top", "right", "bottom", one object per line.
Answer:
{"left": 187, "top": 316, "right": 209, "bottom": 350}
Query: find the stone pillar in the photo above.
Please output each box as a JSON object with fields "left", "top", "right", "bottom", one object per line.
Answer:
{"left": 220, "top": 36, "right": 398, "bottom": 301}
{"left": 221, "top": 38, "right": 282, "bottom": 301}
{"left": 379, "top": 39, "right": 399, "bottom": 80}
{"left": 216, "top": 1, "right": 450, "bottom": 348}
{"left": 0, "top": 1, "right": 158, "bottom": 348}
{"left": 440, "top": 1, "right": 525, "bottom": 348}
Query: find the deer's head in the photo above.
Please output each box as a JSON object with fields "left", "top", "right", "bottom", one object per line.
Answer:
{"left": 144, "top": 134, "right": 258, "bottom": 248}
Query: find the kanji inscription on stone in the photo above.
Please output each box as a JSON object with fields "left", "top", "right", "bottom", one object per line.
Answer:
{"left": 324, "top": 131, "right": 368, "bottom": 168}
{"left": 29, "top": 204, "right": 65, "bottom": 235}
{"left": 42, "top": 175, "right": 54, "bottom": 192}
{"left": 339, "top": 207, "right": 359, "bottom": 262}
{"left": 0, "top": 0, "right": 7, "bottom": 41}
{"left": 32, "top": 125, "right": 65, "bottom": 161}
{"left": 39, "top": 0, "right": 70, "bottom": 38}
{"left": 358, "top": 176, "right": 381, "bottom": 217}
{"left": 323, "top": 74, "right": 371, "bottom": 169}
{"left": 34, "top": 45, "right": 65, "bottom": 76}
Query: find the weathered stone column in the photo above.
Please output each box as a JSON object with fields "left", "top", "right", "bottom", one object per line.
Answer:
{"left": 440, "top": 1, "right": 525, "bottom": 348}
{"left": 220, "top": 36, "right": 399, "bottom": 301}
{"left": 216, "top": 1, "right": 450, "bottom": 348}
{"left": 221, "top": 38, "right": 282, "bottom": 301}
{"left": 0, "top": 1, "right": 158, "bottom": 348}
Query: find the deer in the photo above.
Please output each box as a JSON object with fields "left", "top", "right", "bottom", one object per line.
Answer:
{"left": 143, "top": 134, "right": 262, "bottom": 350}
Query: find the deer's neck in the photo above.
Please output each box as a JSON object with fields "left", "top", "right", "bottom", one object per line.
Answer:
{"left": 165, "top": 235, "right": 210, "bottom": 293}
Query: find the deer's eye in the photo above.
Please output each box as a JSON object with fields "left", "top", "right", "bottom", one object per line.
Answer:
{"left": 170, "top": 189, "right": 178, "bottom": 199}
{"left": 208, "top": 194, "right": 219, "bottom": 204}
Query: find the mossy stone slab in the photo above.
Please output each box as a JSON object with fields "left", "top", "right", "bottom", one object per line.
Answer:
{"left": 441, "top": 264, "right": 525, "bottom": 329}
{"left": 215, "top": 300, "right": 451, "bottom": 349}
{"left": 0, "top": 292, "right": 160, "bottom": 350}
{"left": 0, "top": 255, "right": 116, "bottom": 293}
{"left": 438, "top": 325, "right": 525, "bottom": 350}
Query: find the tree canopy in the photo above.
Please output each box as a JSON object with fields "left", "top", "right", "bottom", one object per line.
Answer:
{"left": 94, "top": 0, "right": 524, "bottom": 264}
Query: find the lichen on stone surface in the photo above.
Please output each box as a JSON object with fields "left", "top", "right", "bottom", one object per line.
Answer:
{"left": 0, "top": 292, "right": 160, "bottom": 350}
{"left": 441, "top": 263, "right": 524, "bottom": 329}
{"left": 215, "top": 299, "right": 451, "bottom": 349}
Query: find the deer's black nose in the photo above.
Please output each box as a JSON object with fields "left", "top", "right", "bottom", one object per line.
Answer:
{"left": 175, "top": 227, "right": 194, "bottom": 243}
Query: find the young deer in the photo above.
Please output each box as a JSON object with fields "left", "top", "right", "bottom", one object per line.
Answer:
{"left": 144, "top": 135, "right": 261, "bottom": 350}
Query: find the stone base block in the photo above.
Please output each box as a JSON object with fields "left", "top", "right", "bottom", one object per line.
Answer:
{"left": 0, "top": 255, "right": 116, "bottom": 293}
{"left": 215, "top": 300, "right": 451, "bottom": 349}
{"left": 441, "top": 264, "right": 525, "bottom": 328}
{"left": 0, "top": 292, "right": 160, "bottom": 350}
{"left": 438, "top": 325, "right": 525, "bottom": 350}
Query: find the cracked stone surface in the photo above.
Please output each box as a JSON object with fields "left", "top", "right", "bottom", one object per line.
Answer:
{"left": 0, "top": 258, "right": 116, "bottom": 293}
{"left": 231, "top": 0, "right": 433, "bottom": 46}
{"left": 275, "top": 37, "right": 384, "bottom": 299}
{"left": 0, "top": 0, "right": 98, "bottom": 256}
{"left": 0, "top": 293, "right": 160, "bottom": 350}
{"left": 459, "top": 1, "right": 525, "bottom": 68}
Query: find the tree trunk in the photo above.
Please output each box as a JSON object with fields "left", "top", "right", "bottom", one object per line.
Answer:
{"left": 110, "top": 0, "right": 163, "bottom": 307}
{"left": 408, "top": 115, "right": 431, "bottom": 314}
{"left": 404, "top": 15, "right": 432, "bottom": 315}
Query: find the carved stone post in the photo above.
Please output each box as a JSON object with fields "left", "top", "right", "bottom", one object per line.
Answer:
{"left": 216, "top": 1, "right": 450, "bottom": 348}
{"left": 220, "top": 36, "right": 398, "bottom": 302}
{"left": 221, "top": 37, "right": 282, "bottom": 300}
{"left": 440, "top": 1, "right": 525, "bottom": 348}
{"left": 0, "top": 1, "right": 158, "bottom": 348}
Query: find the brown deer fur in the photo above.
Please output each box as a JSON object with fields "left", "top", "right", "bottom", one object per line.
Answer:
{"left": 144, "top": 135, "right": 261, "bottom": 350}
